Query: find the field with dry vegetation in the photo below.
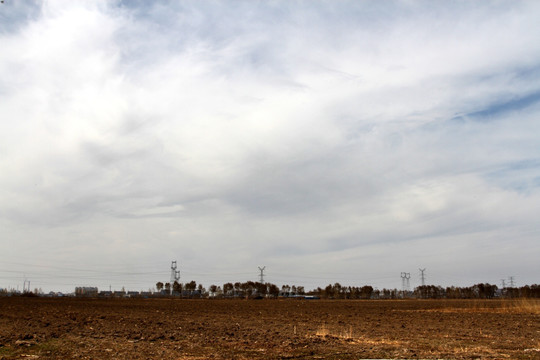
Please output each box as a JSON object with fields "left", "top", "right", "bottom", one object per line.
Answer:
{"left": 0, "top": 297, "right": 538, "bottom": 359}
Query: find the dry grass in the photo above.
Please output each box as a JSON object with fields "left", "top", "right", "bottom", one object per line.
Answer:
{"left": 315, "top": 324, "right": 353, "bottom": 339}
{"left": 312, "top": 323, "right": 523, "bottom": 359}
{"left": 406, "top": 299, "right": 540, "bottom": 314}
{"left": 309, "top": 300, "right": 540, "bottom": 358}
{"left": 502, "top": 298, "right": 540, "bottom": 314}
{"left": 314, "top": 324, "right": 407, "bottom": 348}
{"left": 467, "top": 298, "right": 540, "bottom": 314}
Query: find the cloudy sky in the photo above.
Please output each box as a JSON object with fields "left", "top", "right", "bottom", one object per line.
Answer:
{"left": 1, "top": 0, "right": 539, "bottom": 293}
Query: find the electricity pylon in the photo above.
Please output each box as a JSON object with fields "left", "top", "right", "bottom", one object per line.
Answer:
{"left": 258, "top": 266, "right": 266, "bottom": 283}
{"left": 419, "top": 268, "right": 426, "bottom": 287}
{"left": 170, "top": 261, "right": 180, "bottom": 294}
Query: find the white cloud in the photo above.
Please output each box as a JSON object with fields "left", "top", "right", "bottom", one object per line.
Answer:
{"left": 1, "top": 1, "right": 540, "bottom": 292}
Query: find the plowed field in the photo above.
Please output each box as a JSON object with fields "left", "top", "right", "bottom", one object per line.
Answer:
{"left": 0, "top": 297, "right": 539, "bottom": 359}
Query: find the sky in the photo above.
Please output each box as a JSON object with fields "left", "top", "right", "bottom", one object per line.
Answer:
{"left": 1, "top": 0, "right": 539, "bottom": 293}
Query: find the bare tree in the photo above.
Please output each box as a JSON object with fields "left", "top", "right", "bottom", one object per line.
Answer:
{"left": 173, "top": 281, "right": 182, "bottom": 294}
{"left": 223, "top": 283, "right": 233, "bottom": 296}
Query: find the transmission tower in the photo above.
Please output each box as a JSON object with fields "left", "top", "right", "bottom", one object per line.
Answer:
{"left": 258, "top": 266, "right": 266, "bottom": 283}
{"left": 508, "top": 276, "right": 515, "bottom": 288}
{"left": 400, "top": 272, "right": 410, "bottom": 293}
{"left": 170, "top": 261, "right": 180, "bottom": 294}
{"left": 405, "top": 272, "right": 410, "bottom": 291}
{"left": 419, "top": 268, "right": 426, "bottom": 287}
{"left": 500, "top": 279, "right": 506, "bottom": 289}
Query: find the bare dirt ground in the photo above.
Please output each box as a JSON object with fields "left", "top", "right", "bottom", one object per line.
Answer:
{"left": 0, "top": 297, "right": 539, "bottom": 359}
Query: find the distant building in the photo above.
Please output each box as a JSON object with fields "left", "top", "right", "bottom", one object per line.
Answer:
{"left": 75, "top": 287, "right": 98, "bottom": 297}
{"left": 113, "top": 290, "right": 126, "bottom": 297}
{"left": 140, "top": 291, "right": 152, "bottom": 298}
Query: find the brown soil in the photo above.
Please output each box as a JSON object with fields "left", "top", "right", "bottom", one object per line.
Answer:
{"left": 0, "top": 297, "right": 538, "bottom": 359}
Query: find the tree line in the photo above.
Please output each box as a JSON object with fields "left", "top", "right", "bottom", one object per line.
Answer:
{"left": 415, "top": 284, "right": 540, "bottom": 299}
{"left": 156, "top": 280, "right": 293, "bottom": 298}
{"left": 155, "top": 280, "right": 540, "bottom": 299}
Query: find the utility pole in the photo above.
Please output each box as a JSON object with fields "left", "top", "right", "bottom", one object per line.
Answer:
{"left": 258, "top": 266, "right": 266, "bottom": 283}
{"left": 419, "top": 268, "right": 426, "bottom": 287}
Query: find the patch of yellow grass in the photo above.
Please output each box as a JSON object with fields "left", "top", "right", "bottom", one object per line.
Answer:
{"left": 315, "top": 324, "right": 353, "bottom": 339}
{"left": 315, "top": 324, "right": 330, "bottom": 337}
{"left": 502, "top": 298, "right": 540, "bottom": 314}
{"left": 437, "top": 344, "right": 511, "bottom": 358}
{"left": 314, "top": 324, "right": 405, "bottom": 346}
{"left": 405, "top": 299, "right": 540, "bottom": 314}
{"left": 351, "top": 336, "right": 405, "bottom": 346}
